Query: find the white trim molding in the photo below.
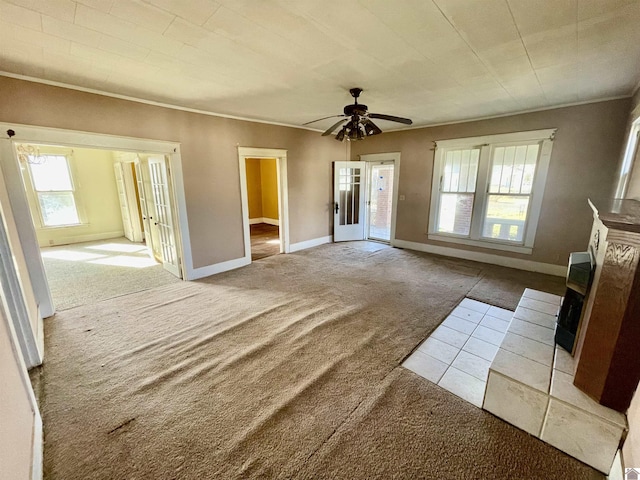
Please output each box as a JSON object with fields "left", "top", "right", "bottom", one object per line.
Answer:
{"left": 39, "top": 230, "right": 125, "bottom": 248}
{"left": 237, "top": 147, "right": 290, "bottom": 259}
{"left": 429, "top": 129, "right": 555, "bottom": 254}
{"left": 249, "top": 217, "right": 279, "bottom": 226}
{"left": 32, "top": 411, "right": 43, "bottom": 480}
{"left": 358, "top": 152, "right": 401, "bottom": 246}
{"left": 0, "top": 72, "right": 321, "bottom": 134}
{"left": 393, "top": 239, "right": 566, "bottom": 277}
{"left": 187, "top": 256, "right": 251, "bottom": 281}
{"left": 615, "top": 116, "right": 640, "bottom": 198}
{"left": 289, "top": 236, "right": 333, "bottom": 253}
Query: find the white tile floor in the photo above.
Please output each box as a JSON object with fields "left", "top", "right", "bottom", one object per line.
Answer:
{"left": 403, "top": 298, "right": 513, "bottom": 407}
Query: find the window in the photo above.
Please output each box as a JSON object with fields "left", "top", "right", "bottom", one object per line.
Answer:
{"left": 28, "top": 155, "right": 81, "bottom": 227}
{"left": 429, "top": 129, "right": 555, "bottom": 254}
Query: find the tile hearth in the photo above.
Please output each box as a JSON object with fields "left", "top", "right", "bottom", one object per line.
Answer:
{"left": 404, "top": 290, "right": 628, "bottom": 475}
{"left": 402, "top": 298, "right": 511, "bottom": 407}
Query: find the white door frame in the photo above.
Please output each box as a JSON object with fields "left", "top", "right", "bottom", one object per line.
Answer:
{"left": 237, "top": 147, "right": 289, "bottom": 261}
{"left": 0, "top": 122, "right": 193, "bottom": 317}
{"left": 0, "top": 290, "right": 43, "bottom": 480}
{"left": 358, "top": 152, "right": 401, "bottom": 246}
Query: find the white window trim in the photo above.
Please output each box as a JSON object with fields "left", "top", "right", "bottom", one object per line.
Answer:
{"left": 428, "top": 129, "right": 556, "bottom": 255}
{"left": 615, "top": 116, "right": 640, "bottom": 199}
{"left": 22, "top": 151, "right": 86, "bottom": 229}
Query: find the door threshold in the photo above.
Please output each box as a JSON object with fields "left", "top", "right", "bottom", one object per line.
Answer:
{"left": 365, "top": 238, "right": 390, "bottom": 245}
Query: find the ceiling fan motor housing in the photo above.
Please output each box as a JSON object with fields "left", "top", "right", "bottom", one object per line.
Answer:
{"left": 344, "top": 104, "right": 368, "bottom": 116}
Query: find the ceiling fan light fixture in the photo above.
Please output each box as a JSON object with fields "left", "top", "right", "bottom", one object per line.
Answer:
{"left": 311, "top": 88, "right": 412, "bottom": 141}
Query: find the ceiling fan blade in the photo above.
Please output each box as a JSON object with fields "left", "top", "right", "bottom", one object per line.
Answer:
{"left": 303, "top": 114, "right": 346, "bottom": 126}
{"left": 322, "top": 119, "right": 348, "bottom": 136}
{"left": 362, "top": 119, "right": 382, "bottom": 136}
{"left": 369, "top": 113, "right": 413, "bottom": 125}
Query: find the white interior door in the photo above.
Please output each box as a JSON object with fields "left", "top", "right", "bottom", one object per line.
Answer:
{"left": 135, "top": 162, "right": 152, "bottom": 250}
{"left": 113, "top": 162, "right": 135, "bottom": 242}
{"left": 122, "top": 162, "right": 144, "bottom": 242}
{"left": 333, "top": 161, "right": 366, "bottom": 242}
{"left": 147, "top": 156, "right": 181, "bottom": 278}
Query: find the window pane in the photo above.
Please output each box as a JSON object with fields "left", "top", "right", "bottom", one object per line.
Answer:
{"left": 521, "top": 145, "right": 539, "bottom": 194}
{"left": 29, "top": 155, "right": 73, "bottom": 191}
{"left": 442, "top": 148, "right": 479, "bottom": 193}
{"left": 437, "top": 193, "right": 474, "bottom": 236}
{"left": 38, "top": 192, "right": 80, "bottom": 226}
{"left": 489, "top": 144, "right": 539, "bottom": 194}
{"left": 482, "top": 195, "right": 530, "bottom": 242}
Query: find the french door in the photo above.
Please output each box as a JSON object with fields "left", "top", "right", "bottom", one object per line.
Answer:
{"left": 147, "top": 156, "right": 181, "bottom": 278}
{"left": 113, "top": 162, "right": 135, "bottom": 242}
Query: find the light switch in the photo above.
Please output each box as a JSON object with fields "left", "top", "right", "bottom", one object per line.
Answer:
{"left": 399, "top": 195, "right": 406, "bottom": 201}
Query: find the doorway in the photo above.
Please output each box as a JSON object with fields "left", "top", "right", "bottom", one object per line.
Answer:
{"left": 366, "top": 162, "right": 395, "bottom": 242}
{"left": 13, "top": 143, "right": 182, "bottom": 311}
{"left": 245, "top": 158, "right": 281, "bottom": 260}
{"left": 238, "top": 148, "right": 290, "bottom": 263}
{"left": 0, "top": 124, "right": 192, "bottom": 318}
{"left": 333, "top": 153, "right": 400, "bottom": 245}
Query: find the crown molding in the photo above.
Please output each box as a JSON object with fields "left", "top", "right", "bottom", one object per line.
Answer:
{"left": 0, "top": 71, "right": 634, "bottom": 136}
{"left": 0, "top": 72, "right": 323, "bottom": 133}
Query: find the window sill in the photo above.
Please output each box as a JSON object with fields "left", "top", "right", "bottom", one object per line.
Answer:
{"left": 427, "top": 233, "right": 533, "bottom": 255}
{"left": 40, "top": 223, "right": 87, "bottom": 229}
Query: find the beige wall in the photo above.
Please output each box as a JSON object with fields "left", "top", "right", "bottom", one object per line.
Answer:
{"left": 0, "top": 76, "right": 344, "bottom": 268}
{"left": 260, "top": 158, "right": 279, "bottom": 220}
{"left": 0, "top": 307, "right": 36, "bottom": 480}
{"left": 351, "top": 99, "right": 631, "bottom": 266}
{"left": 246, "top": 158, "right": 263, "bottom": 219}
{"left": 20, "top": 145, "right": 124, "bottom": 247}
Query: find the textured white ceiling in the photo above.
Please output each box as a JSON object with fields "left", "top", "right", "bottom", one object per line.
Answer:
{"left": 1, "top": 0, "right": 639, "bottom": 131}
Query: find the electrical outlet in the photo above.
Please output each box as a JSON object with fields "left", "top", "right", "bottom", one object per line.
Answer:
{"left": 399, "top": 195, "right": 405, "bottom": 201}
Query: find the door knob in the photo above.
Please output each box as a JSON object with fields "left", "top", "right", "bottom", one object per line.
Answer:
{"left": 334, "top": 202, "right": 339, "bottom": 214}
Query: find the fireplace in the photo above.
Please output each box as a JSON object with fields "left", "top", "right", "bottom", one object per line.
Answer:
{"left": 555, "top": 251, "right": 593, "bottom": 354}
{"left": 572, "top": 199, "right": 640, "bottom": 412}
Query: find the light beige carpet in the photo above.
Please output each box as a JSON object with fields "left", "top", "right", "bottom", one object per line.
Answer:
{"left": 40, "top": 237, "right": 180, "bottom": 311}
{"left": 41, "top": 242, "right": 597, "bottom": 480}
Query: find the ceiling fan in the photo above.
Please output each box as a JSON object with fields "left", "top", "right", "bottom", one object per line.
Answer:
{"left": 303, "top": 88, "right": 413, "bottom": 141}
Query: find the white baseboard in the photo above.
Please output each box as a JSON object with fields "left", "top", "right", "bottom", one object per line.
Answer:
{"left": 36, "top": 307, "right": 44, "bottom": 363}
{"left": 186, "top": 255, "right": 251, "bottom": 280}
{"left": 39, "top": 230, "right": 125, "bottom": 247}
{"left": 289, "top": 235, "right": 333, "bottom": 253}
{"left": 32, "top": 411, "right": 42, "bottom": 480}
{"left": 393, "top": 239, "right": 567, "bottom": 277}
{"left": 249, "top": 217, "right": 279, "bottom": 226}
